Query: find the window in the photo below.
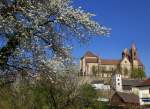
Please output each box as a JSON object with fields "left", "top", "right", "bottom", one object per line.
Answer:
{"left": 118, "top": 79, "right": 120, "bottom": 81}
{"left": 134, "top": 52, "right": 136, "bottom": 56}
{"left": 118, "top": 83, "right": 120, "bottom": 85}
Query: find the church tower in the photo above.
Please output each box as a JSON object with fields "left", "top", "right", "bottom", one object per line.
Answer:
{"left": 130, "top": 43, "right": 138, "bottom": 68}
{"left": 122, "top": 48, "right": 129, "bottom": 59}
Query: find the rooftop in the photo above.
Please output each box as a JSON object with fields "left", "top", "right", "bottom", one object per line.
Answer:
{"left": 122, "top": 79, "right": 143, "bottom": 86}
{"left": 114, "top": 92, "right": 139, "bottom": 104}
{"left": 136, "top": 78, "right": 150, "bottom": 87}
{"left": 101, "top": 59, "right": 120, "bottom": 65}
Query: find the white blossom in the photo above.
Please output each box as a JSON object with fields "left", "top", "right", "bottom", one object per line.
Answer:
{"left": 0, "top": 0, "right": 110, "bottom": 73}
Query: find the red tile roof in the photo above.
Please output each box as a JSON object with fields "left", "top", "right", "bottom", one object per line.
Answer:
{"left": 83, "top": 51, "right": 121, "bottom": 65}
{"left": 101, "top": 59, "right": 120, "bottom": 65}
{"left": 85, "top": 58, "right": 99, "bottom": 63}
{"left": 84, "top": 51, "right": 98, "bottom": 57}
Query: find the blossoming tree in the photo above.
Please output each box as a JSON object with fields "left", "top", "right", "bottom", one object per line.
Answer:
{"left": 0, "top": 0, "right": 109, "bottom": 72}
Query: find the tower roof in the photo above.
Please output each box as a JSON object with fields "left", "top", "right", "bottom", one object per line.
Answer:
{"left": 84, "top": 51, "right": 98, "bottom": 57}
{"left": 123, "top": 48, "right": 129, "bottom": 53}
{"left": 131, "top": 42, "right": 136, "bottom": 50}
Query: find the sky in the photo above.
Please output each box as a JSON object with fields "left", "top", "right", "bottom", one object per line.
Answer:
{"left": 72, "top": 0, "right": 150, "bottom": 76}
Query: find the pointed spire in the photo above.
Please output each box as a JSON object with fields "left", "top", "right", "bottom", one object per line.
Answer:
{"left": 123, "top": 48, "right": 128, "bottom": 53}
{"left": 131, "top": 42, "right": 136, "bottom": 50}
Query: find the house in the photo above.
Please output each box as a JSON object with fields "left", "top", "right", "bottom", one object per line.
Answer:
{"left": 111, "top": 92, "right": 140, "bottom": 108}
{"left": 80, "top": 43, "right": 144, "bottom": 79}
{"left": 132, "top": 78, "right": 150, "bottom": 106}
{"left": 122, "top": 79, "right": 143, "bottom": 93}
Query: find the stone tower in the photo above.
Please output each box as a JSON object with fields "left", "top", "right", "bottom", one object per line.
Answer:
{"left": 112, "top": 73, "right": 122, "bottom": 92}
{"left": 130, "top": 43, "right": 138, "bottom": 68}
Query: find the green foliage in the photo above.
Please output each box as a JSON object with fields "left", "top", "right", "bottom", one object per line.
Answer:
{"left": 0, "top": 74, "right": 111, "bottom": 109}
{"left": 80, "top": 84, "right": 97, "bottom": 101}
{"left": 131, "top": 68, "right": 146, "bottom": 79}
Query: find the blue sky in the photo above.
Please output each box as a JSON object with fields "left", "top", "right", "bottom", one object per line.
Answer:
{"left": 73, "top": 0, "right": 150, "bottom": 76}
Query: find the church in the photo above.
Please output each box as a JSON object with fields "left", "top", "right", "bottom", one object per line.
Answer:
{"left": 80, "top": 43, "right": 144, "bottom": 79}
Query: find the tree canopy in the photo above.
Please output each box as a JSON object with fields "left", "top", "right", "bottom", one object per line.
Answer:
{"left": 131, "top": 68, "right": 146, "bottom": 79}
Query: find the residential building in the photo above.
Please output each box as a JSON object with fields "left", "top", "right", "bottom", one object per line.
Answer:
{"left": 132, "top": 78, "right": 150, "bottom": 106}
{"left": 122, "top": 79, "right": 143, "bottom": 93}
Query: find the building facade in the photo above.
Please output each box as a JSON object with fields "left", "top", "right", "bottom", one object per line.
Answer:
{"left": 80, "top": 43, "right": 144, "bottom": 79}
